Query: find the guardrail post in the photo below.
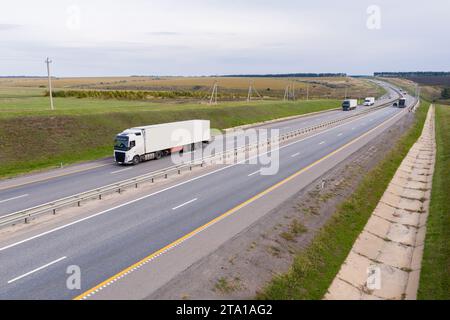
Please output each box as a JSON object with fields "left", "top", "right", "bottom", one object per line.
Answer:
{"left": 135, "top": 183, "right": 138, "bottom": 188}
{"left": 53, "top": 209, "right": 56, "bottom": 215}
{"left": 78, "top": 201, "right": 81, "bottom": 207}
{"left": 99, "top": 194, "right": 102, "bottom": 200}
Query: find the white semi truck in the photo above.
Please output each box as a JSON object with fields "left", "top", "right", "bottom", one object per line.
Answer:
{"left": 114, "top": 120, "right": 211, "bottom": 165}
{"left": 363, "top": 97, "right": 375, "bottom": 106}
{"left": 342, "top": 99, "right": 358, "bottom": 111}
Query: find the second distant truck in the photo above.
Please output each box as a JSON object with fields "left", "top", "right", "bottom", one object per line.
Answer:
{"left": 364, "top": 97, "right": 375, "bottom": 106}
{"left": 342, "top": 99, "right": 358, "bottom": 111}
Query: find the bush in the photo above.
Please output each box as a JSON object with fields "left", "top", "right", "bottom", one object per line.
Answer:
{"left": 441, "top": 87, "right": 450, "bottom": 99}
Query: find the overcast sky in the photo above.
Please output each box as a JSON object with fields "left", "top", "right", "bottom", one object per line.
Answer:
{"left": 1, "top": 0, "right": 449, "bottom": 76}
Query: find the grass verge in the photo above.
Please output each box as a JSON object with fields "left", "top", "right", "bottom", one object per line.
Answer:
{"left": 418, "top": 104, "right": 450, "bottom": 299}
{"left": 257, "top": 100, "right": 430, "bottom": 300}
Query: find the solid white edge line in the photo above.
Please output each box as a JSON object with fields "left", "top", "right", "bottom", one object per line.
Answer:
{"left": 0, "top": 194, "right": 29, "bottom": 204}
{"left": 171, "top": 198, "right": 198, "bottom": 211}
{"left": 110, "top": 167, "right": 133, "bottom": 174}
{"left": 0, "top": 106, "right": 405, "bottom": 253}
{"left": 7, "top": 256, "right": 67, "bottom": 284}
{"left": 247, "top": 170, "right": 261, "bottom": 177}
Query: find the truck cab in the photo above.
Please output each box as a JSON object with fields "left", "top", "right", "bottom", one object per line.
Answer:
{"left": 363, "top": 97, "right": 375, "bottom": 106}
{"left": 114, "top": 129, "right": 144, "bottom": 164}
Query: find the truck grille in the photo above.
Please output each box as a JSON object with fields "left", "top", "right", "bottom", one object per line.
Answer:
{"left": 115, "top": 152, "right": 125, "bottom": 163}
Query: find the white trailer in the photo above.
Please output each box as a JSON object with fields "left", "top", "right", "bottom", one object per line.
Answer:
{"left": 342, "top": 99, "right": 358, "bottom": 111}
{"left": 363, "top": 97, "right": 375, "bottom": 106}
{"left": 114, "top": 120, "right": 210, "bottom": 164}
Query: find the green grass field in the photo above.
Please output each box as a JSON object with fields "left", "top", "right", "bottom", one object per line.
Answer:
{"left": 0, "top": 88, "right": 340, "bottom": 178}
{"left": 258, "top": 101, "right": 430, "bottom": 300}
{"left": 418, "top": 104, "right": 450, "bottom": 300}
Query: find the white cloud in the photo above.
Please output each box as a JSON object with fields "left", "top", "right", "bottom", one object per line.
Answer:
{"left": 0, "top": 0, "right": 449, "bottom": 76}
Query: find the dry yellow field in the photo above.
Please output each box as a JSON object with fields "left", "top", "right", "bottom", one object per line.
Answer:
{"left": 0, "top": 76, "right": 384, "bottom": 100}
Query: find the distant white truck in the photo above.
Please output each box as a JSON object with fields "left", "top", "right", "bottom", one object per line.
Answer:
{"left": 342, "top": 99, "right": 358, "bottom": 111}
{"left": 114, "top": 120, "right": 211, "bottom": 165}
{"left": 363, "top": 97, "right": 375, "bottom": 106}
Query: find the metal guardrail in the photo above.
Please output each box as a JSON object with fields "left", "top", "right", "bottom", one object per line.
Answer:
{"left": 0, "top": 96, "right": 403, "bottom": 228}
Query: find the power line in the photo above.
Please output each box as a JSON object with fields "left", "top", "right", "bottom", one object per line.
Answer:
{"left": 209, "top": 81, "right": 218, "bottom": 105}
{"left": 247, "top": 80, "right": 262, "bottom": 102}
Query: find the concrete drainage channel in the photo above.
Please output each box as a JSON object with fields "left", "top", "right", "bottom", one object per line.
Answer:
{"left": 325, "top": 104, "right": 435, "bottom": 300}
{"left": 0, "top": 99, "right": 406, "bottom": 229}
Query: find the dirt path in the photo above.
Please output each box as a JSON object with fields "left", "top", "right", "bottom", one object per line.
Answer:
{"left": 325, "top": 105, "right": 436, "bottom": 300}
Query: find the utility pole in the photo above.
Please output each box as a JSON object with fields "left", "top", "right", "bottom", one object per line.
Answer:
{"left": 291, "top": 81, "right": 296, "bottom": 101}
{"left": 306, "top": 83, "right": 309, "bottom": 101}
{"left": 283, "top": 84, "right": 289, "bottom": 101}
{"left": 45, "top": 57, "right": 54, "bottom": 110}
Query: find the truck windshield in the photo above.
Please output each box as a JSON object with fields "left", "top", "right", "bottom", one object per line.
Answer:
{"left": 114, "top": 136, "right": 129, "bottom": 151}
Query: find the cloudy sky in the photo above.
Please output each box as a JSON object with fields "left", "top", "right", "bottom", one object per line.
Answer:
{"left": 1, "top": 0, "right": 449, "bottom": 76}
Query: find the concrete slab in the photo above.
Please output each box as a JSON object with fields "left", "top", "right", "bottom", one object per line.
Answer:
{"left": 336, "top": 251, "right": 372, "bottom": 287}
{"left": 409, "top": 173, "right": 430, "bottom": 183}
{"left": 365, "top": 215, "right": 391, "bottom": 238}
{"left": 325, "top": 279, "right": 362, "bottom": 300}
{"left": 390, "top": 176, "right": 409, "bottom": 187}
{"left": 380, "top": 193, "right": 402, "bottom": 209}
{"left": 373, "top": 206, "right": 418, "bottom": 226}
{"left": 401, "top": 188, "right": 426, "bottom": 201}
{"left": 372, "top": 264, "right": 409, "bottom": 300}
{"left": 404, "top": 270, "right": 420, "bottom": 300}
{"left": 415, "top": 226, "right": 427, "bottom": 247}
{"left": 404, "top": 180, "right": 429, "bottom": 190}
{"left": 418, "top": 212, "right": 429, "bottom": 227}
{"left": 352, "top": 231, "right": 384, "bottom": 260}
{"left": 410, "top": 244, "right": 424, "bottom": 271}
{"left": 386, "top": 223, "right": 416, "bottom": 246}
{"left": 397, "top": 197, "right": 423, "bottom": 212}
{"left": 377, "top": 241, "right": 414, "bottom": 269}
{"left": 386, "top": 184, "right": 405, "bottom": 196}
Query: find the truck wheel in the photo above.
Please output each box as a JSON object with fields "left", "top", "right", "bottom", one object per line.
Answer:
{"left": 132, "top": 156, "right": 140, "bottom": 165}
{"left": 155, "top": 151, "right": 162, "bottom": 160}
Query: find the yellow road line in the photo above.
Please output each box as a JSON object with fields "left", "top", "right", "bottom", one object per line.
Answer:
{"left": 74, "top": 108, "right": 406, "bottom": 300}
